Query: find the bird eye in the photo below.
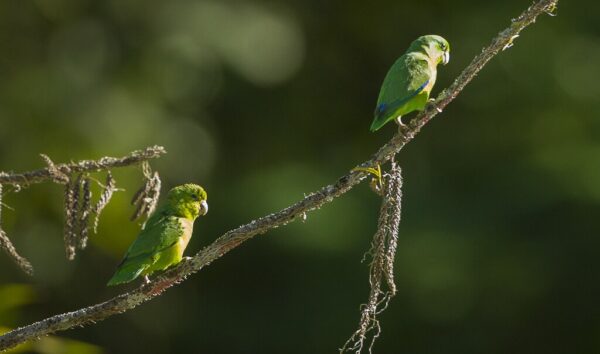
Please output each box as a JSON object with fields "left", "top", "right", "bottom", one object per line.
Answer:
{"left": 192, "top": 194, "right": 199, "bottom": 201}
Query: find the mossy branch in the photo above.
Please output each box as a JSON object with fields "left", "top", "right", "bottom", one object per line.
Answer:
{"left": 0, "top": 0, "right": 558, "bottom": 351}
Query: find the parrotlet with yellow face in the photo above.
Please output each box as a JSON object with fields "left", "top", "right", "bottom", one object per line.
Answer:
{"left": 370, "top": 35, "right": 450, "bottom": 131}
{"left": 107, "top": 184, "right": 208, "bottom": 286}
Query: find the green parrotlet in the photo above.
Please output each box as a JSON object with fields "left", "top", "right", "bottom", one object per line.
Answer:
{"left": 370, "top": 35, "right": 450, "bottom": 131}
{"left": 107, "top": 184, "right": 208, "bottom": 286}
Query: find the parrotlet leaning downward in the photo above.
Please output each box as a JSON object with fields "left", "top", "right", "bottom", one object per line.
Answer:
{"left": 370, "top": 35, "right": 450, "bottom": 131}
{"left": 355, "top": 35, "right": 449, "bottom": 192}
{"left": 107, "top": 184, "right": 208, "bottom": 286}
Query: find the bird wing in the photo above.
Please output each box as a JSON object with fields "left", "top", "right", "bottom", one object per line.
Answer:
{"left": 373, "top": 53, "right": 432, "bottom": 125}
{"left": 107, "top": 212, "right": 185, "bottom": 286}
{"left": 124, "top": 212, "right": 184, "bottom": 261}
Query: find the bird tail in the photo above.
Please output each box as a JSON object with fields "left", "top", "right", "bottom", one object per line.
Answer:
{"left": 370, "top": 101, "right": 403, "bottom": 132}
{"left": 371, "top": 81, "right": 429, "bottom": 132}
{"left": 370, "top": 115, "right": 390, "bottom": 132}
{"left": 107, "top": 258, "right": 148, "bottom": 286}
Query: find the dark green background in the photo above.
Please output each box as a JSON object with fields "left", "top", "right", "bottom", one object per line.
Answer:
{"left": 1, "top": 0, "right": 598, "bottom": 353}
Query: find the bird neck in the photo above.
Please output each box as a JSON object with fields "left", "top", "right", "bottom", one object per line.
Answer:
{"left": 420, "top": 44, "right": 443, "bottom": 66}
{"left": 167, "top": 201, "right": 199, "bottom": 221}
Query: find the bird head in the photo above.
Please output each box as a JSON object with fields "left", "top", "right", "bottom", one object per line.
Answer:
{"left": 410, "top": 35, "right": 450, "bottom": 66}
{"left": 167, "top": 183, "right": 208, "bottom": 220}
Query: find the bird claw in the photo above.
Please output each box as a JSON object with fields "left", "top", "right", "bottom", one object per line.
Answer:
{"left": 394, "top": 116, "right": 407, "bottom": 127}
{"left": 143, "top": 275, "right": 150, "bottom": 284}
{"left": 182, "top": 256, "right": 193, "bottom": 262}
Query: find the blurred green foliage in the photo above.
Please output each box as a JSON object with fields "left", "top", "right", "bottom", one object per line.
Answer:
{"left": 0, "top": 0, "right": 599, "bottom": 353}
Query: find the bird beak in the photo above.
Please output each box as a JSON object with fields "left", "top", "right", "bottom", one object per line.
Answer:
{"left": 200, "top": 200, "right": 208, "bottom": 215}
{"left": 442, "top": 51, "right": 450, "bottom": 65}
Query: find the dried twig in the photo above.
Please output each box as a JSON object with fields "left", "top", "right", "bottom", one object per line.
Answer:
{"left": 383, "top": 166, "right": 402, "bottom": 296}
{"left": 341, "top": 163, "right": 403, "bottom": 354}
{"left": 39, "top": 154, "right": 69, "bottom": 184}
{"left": 92, "top": 172, "right": 117, "bottom": 234}
{"left": 130, "top": 162, "right": 161, "bottom": 222}
{"left": 1, "top": 147, "right": 166, "bottom": 267}
{"left": 0, "top": 1, "right": 558, "bottom": 350}
{"left": 77, "top": 176, "right": 92, "bottom": 250}
{"left": 0, "top": 184, "right": 34, "bottom": 275}
{"left": 63, "top": 175, "right": 80, "bottom": 260}
{"left": 0, "top": 229, "right": 34, "bottom": 276}
{"left": 0, "top": 146, "right": 165, "bottom": 188}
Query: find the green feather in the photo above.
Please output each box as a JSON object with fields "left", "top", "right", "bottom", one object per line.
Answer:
{"left": 370, "top": 35, "right": 450, "bottom": 131}
{"left": 107, "top": 184, "right": 208, "bottom": 286}
{"left": 106, "top": 255, "right": 149, "bottom": 286}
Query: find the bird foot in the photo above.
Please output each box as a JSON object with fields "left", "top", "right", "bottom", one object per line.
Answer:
{"left": 394, "top": 116, "right": 407, "bottom": 127}
{"left": 182, "top": 256, "right": 193, "bottom": 262}
{"left": 143, "top": 275, "right": 150, "bottom": 284}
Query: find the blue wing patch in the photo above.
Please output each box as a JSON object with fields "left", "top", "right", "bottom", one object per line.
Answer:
{"left": 374, "top": 79, "right": 430, "bottom": 120}
{"left": 375, "top": 103, "right": 387, "bottom": 116}
{"left": 414, "top": 79, "right": 429, "bottom": 95}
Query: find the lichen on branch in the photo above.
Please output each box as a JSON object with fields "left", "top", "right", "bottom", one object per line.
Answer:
{"left": 0, "top": 0, "right": 558, "bottom": 350}
{"left": 0, "top": 146, "right": 165, "bottom": 188}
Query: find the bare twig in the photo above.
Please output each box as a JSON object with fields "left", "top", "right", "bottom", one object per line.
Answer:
{"left": 130, "top": 162, "right": 161, "bottom": 222}
{"left": 92, "top": 172, "right": 117, "bottom": 234}
{"left": 77, "top": 176, "right": 92, "bottom": 250}
{"left": 0, "top": 146, "right": 166, "bottom": 188}
{"left": 39, "top": 154, "right": 69, "bottom": 184}
{"left": 1, "top": 147, "right": 166, "bottom": 268}
{"left": 63, "top": 175, "right": 80, "bottom": 260}
{"left": 383, "top": 166, "right": 402, "bottom": 296}
{"left": 0, "top": 229, "right": 34, "bottom": 276}
{"left": 0, "top": 184, "right": 34, "bottom": 276}
{"left": 0, "top": 0, "right": 558, "bottom": 350}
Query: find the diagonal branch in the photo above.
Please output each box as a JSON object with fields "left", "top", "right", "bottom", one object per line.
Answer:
{"left": 0, "top": 0, "right": 558, "bottom": 350}
{"left": 363, "top": 0, "right": 557, "bottom": 169}
{"left": 0, "top": 146, "right": 166, "bottom": 187}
